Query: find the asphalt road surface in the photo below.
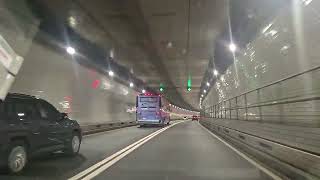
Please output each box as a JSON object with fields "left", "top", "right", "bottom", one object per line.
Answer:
{"left": 0, "top": 121, "right": 275, "bottom": 180}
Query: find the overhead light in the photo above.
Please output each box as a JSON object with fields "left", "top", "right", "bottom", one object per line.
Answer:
{"left": 142, "top": 89, "right": 146, "bottom": 93}
{"left": 108, "top": 70, "right": 114, "bottom": 77}
{"left": 66, "top": 46, "right": 76, "bottom": 55}
{"left": 220, "top": 76, "right": 225, "bottom": 81}
{"left": 18, "top": 113, "right": 25, "bottom": 117}
{"left": 167, "top": 41, "right": 173, "bottom": 48}
{"left": 206, "top": 82, "right": 210, "bottom": 86}
{"left": 213, "top": 69, "right": 218, "bottom": 76}
{"left": 229, "top": 43, "right": 237, "bottom": 52}
{"left": 302, "top": 0, "right": 312, "bottom": 6}
{"left": 201, "top": 94, "right": 204, "bottom": 97}
{"left": 68, "top": 16, "right": 77, "bottom": 27}
{"left": 203, "top": 89, "right": 207, "bottom": 93}
{"left": 129, "top": 82, "right": 134, "bottom": 87}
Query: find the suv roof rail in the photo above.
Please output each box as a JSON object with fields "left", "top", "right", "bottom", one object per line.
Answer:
{"left": 7, "top": 93, "right": 36, "bottom": 99}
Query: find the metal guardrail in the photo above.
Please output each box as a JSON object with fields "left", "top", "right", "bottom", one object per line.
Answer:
{"left": 204, "top": 65, "right": 320, "bottom": 126}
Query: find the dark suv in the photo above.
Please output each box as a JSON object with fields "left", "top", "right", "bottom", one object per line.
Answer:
{"left": 0, "top": 93, "right": 82, "bottom": 173}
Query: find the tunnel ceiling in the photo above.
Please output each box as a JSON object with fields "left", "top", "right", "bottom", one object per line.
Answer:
{"left": 32, "top": 0, "right": 228, "bottom": 110}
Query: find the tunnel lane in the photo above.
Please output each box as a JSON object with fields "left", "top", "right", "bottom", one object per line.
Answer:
{"left": 0, "top": 121, "right": 280, "bottom": 180}
{"left": 92, "top": 121, "right": 276, "bottom": 180}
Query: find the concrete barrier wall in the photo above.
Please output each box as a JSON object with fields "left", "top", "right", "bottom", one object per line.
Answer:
{"left": 204, "top": 1, "right": 320, "bottom": 127}
{"left": 10, "top": 38, "right": 138, "bottom": 125}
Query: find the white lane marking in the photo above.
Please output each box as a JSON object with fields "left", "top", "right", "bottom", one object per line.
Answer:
{"left": 69, "top": 121, "right": 182, "bottom": 180}
{"left": 83, "top": 125, "right": 172, "bottom": 179}
{"left": 198, "top": 123, "right": 283, "bottom": 180}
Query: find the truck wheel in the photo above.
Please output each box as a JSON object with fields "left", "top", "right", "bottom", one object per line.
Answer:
{"left": 7, "top": 141, "right": 28, "bottom": 174}
{"left": 65, "top": 132, "right": 81, "bottom": 156}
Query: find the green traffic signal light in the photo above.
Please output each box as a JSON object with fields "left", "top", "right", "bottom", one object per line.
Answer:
{"left": 160, "top": 83, "right": 164, "bottom": 92}
{"left": 187, "top": 76, "right": 192, "bottom": 91}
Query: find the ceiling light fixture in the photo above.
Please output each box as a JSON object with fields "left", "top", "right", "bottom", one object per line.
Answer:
{"left": 66, "top": 46, "right": 76, "bottom": 55}
{"left": 229, "top": 43, "right": 237, "bottom": 52}
{"left": 129, "top": 82, "right": 134, "bottom": 87}
{"left": 68, "top": 16, "right": 77, "bottom": 27}
{"left": 213, "top": 69, "right": 218, "bottom": 76}
{"left": 108, "top": 70, "right": 114, "bottom": 77}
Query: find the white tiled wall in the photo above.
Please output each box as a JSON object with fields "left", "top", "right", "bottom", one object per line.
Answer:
{"left": 204, "top": 1, "right": 320, "bottom": 127}
{"left": 10, "top": 40, "right": 138, "bottom": 125}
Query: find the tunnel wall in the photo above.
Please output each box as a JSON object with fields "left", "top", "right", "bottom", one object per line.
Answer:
{"left": 0, "top": 1, "right": 40, "bottom": 99}
{"left": 10, "top": 37, "right": 138, "bottom": 125}
{"left": 204, "top": 1, "right": 320, "bottom": 127}
{"left": 0, "top": 0, "right": 40, "bottom": 56}
{"left": 202, "top": 2, "right": 320, "bottom": 178}
{"left": 0, "top": 1, "right": 137, "bottom": 126}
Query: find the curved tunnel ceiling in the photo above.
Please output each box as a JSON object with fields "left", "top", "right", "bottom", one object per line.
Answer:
{"left": 28, "top": 0, "right": 231, "bottom": 110}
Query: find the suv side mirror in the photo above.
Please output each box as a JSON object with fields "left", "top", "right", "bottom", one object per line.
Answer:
{"left": 59, "top": 113, "right": 68, "bottom": 120}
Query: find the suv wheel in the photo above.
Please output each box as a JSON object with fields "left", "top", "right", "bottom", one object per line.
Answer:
{"left": 7, "top": 141, "right": 27, "bottom": 174}
{"left": 65, "top": 133, "right": 81, "bottom": 155}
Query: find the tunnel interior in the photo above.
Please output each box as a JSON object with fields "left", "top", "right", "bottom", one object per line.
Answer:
{"left": 0, "top": 0, "right": 319, "bottom": 179}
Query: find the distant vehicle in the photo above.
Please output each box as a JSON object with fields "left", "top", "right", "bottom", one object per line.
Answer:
{"left": 192, "top": 115, "right": 199, "bottom": 121}
{"left": 136, "top": 93, "right": 170, "bottom": 126}
{"left": 0, "top": 93, "right": 82, "bottom": 174}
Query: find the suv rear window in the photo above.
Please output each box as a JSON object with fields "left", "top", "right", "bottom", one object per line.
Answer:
{"left": 4, "top": 99, "right": 37, "bottom": 121}
{"left": 140, "top": 97, "right": 158, "bottom": 102}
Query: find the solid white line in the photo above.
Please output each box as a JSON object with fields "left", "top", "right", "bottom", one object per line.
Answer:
{"left": 198, "top": 122, "right": 283, "bottom": 180}
{"left": 83, "top": 125, "right": 173, "bottom": 179}
{"left": 68, "top": 121, "right": 182, "bottom": 180}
